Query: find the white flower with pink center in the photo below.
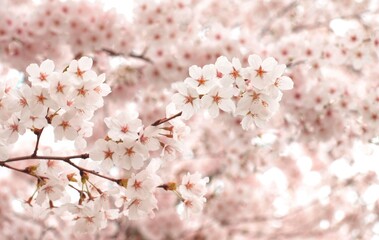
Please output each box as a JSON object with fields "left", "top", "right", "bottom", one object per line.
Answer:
{"left": 35, "top": 177, "right": 66, "bottom": 205}
{"left": 179, "top": 172, "right": 209, "bottom": 197}
{"left": 90, "top": 139, "right": 121, "bottom": 171}
{"left": 67, "top": 56, "right": 93, "bottom": 79}
{"left": 0, "top": 115, "right": 26, "bottom": 144}
{"left": 171, "top": 82, "right": 200, "bottom": 120}
{"left": 117, "top": 140, "right": 147, "bottom": 170}
{"left": 104, "top": 109, "right": 143, "bottom": 141}
{"left": 51, "top": 111, "right": 79, "bottom": 141}
{"left": 248, "top": 54, "right": 278, "bottom": 90}
{"left": 184, "top": 64, "right": 217, "bottom": 94}
{"left": 26, "top": 59, "right": 55, "bottom": 88}
{"left": 201, "top": 86, "right": 235, "bottom": 118}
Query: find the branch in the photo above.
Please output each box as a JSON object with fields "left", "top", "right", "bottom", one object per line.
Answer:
{"left": 259, "top": 0, "right": 298, "bottom": 37}
{"left": 0, "top": 162, "right": 40, "bottom": 179}
{"left": 0, "top": 153, "right": 119, "bottom": 182}
{"left": 101, "top": 48, "right": 153, "bottom": 64}
{"left": 32, "top": 128, "right": 44, "bottom": 157}
{"left": 151, "top": 112, "right": 182, "bottom": 126}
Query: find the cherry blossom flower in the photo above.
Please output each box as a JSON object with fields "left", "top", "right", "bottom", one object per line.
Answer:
{"left": 215, "top": 56, "right": 248, "bottom": 90}
{"left": 35, "top": 176, "right": 66, "bottom": 205}
{"left": 67, "top": 56, "right": 93, "bottom": 79}
{"left": 184, "top": 64, "right": 217, "bottom": 94}
{"left": 90, "top": 139, "right": 121, "bottom": 171}
{"left": 104, "top": 109, "right": 143, "bottom": 141}
{"left": 236, "top": 101, "right": 271, "bottom": 129}
{"left": 179, "top": 172, "right": 209, "bottom": 197}
{"left": 117, "top": 140, "right": 147, "bottom": 170}
{"left": 0, "top": 114, "right": 26, "bottom": 144}
{"left": 19, "top": 108, "right": 48, "bottom": 130}
{"left": 26, "top": 59, "right": 55, "bottom": 87}
{"left": 30, "top": 85, "right": 57, "bottom": 112}
{"left": 201, "top": 86, "right": 235, "bottom": 118}
{"left": 51, "top": 111, "right": 79, "bottom": 141}
{"left": 49, "top": 72, "right": 73, "bottom": 104}
{"left": 247, "top": 54, "right": 278, "bottom": 90}
{"left": 127, "top": 195, "right": 158, "bottom": 220}
{"left": 139, "top": 126, "right": 162, "bottom": 152}
{"left": 72, "top": 70, "right": 104, "bottom": 110}
{"left": 171, "top": 82, "right": 200, "bottom": 120}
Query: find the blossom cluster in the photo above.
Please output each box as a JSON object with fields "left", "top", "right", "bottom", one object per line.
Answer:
{"left": 0, "top": 56, "right": 110, "bottom": 159}
{"left": 0, "top": 53, "right": 292, "bottom": 232}
{"left": 170, "top": 54, "right": 293, "bottom": 129}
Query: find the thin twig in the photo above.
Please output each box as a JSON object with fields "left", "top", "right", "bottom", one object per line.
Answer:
{"left": 151, "top": 112, "right": 182, "bottom": 126}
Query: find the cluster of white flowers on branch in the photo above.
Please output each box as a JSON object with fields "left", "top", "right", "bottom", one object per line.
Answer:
{"left": 0, "top": 54, "right": 292, "bottom": 232}
{"left": 170, "top": 55, "right": 293, "bottom": 129}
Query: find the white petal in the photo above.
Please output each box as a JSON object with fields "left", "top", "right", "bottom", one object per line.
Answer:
{"left": 231, "top": 57, "right": 241, "bottom": 69}
{"left": 184, "top": 77, "right": 200, "bottom": 89}
{"left": 208, "top": 103, "right": 219, "bottom": 118}
{"left": 215, "top": 56, "right": 232, "bottom": 74}
{"left": 174, "top": 82, "right": 189, "bottom": 96}
{"left": 65, "top": 127, "right": 78, "bottom": 140}
{"left": 254, "top": 117, "right": 267, "bottom": 128}
{"left": 248, "top": 54, "right": 262, "bottom": 68}
{"left": 54, "top": 127, "right": 64, "bottom": 141}
{"left": 26, "top": 64, "right": 40, "bottom": 77}
{"left": 201, "top": 95, "right": 213, "bottom": 109}
{"left": 181, "top": 104, "right": 194, "bottom": 120}
{"left": 83, "top": 70, "right": 97, "bottom": 82}
{"left": 251, "top": 77, "right": 268, "bottom": 90}
{"left": 278, "top": 76, "right": 294, "bottom": 90}
{"left": 101, "top": 158, "right": 114, "bottom": 171}
{"left": 189, "top": 65, "right": 202, "bottom": 79}
{"left": 172, "top": 94, "right": 186, "bottom": 106}
{"left": 202, "top": 64, "right": 216, "bottom": 79}
{"left": 241, "top": 115, "right": 253, "bottom": 130}
{"left": 40, "top": 59, "right": 55, "bottom": 73}
{"left": 131, "top": 155, "right": 144, "bottom": 169}
{"left": 219, "top": 99, "right": 235, "bottom": 113}
{"left": 272, "top": 64, "right": 286, "bottom": 79}
{"left": 78, "top": 56, "right": 93, "bottom": 71}
{"left": 262, "top": 57, "right": 278, "bottom": 71}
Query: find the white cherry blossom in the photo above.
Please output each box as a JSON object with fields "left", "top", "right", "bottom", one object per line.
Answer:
{"left": 184, "top": 64, "right": 217, "bottom": 94}
{"left": 201, "top": 86, "right": 235, "bottom": 118}
{"left": 90, "top": 139, "right": 121, "bottom": 171}
{"left": 179, "top": 172, "right": 209, "bottom": 197}
{"left": 51, "top": 111, "right": 79, "bottom": 141}
{"left": 26, "top": 59, "right": 55, "bottom": 87}
{"left": 117, "top": 140, "right": 147, "bottom": 170}
{"left": 248, "top": 54, "right": 278, "bottom": 90}
{"left": 0, "top": 115, "right": 26, "bottom": 144}
{"left": 67, "top": 56, "right": 93, "bottom": 79}
{"left": 171, "top": 82, "right": 200, "bottom": 120}
{"left": 104, "top": 109, "right": 143, "bottom": 141}
{"left": 35, "top": 176, "right": 66, "bottom": 205}
{"left": 215, "top": 56, "right": 248, "bottom": 90}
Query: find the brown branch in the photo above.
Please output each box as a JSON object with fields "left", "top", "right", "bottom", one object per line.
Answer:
{"left": 0, "top": 153, "right": 119, "bottom": 182}
{"left": 32, "top": 128, "right": 44, "bottom": 157}
{"left": 0, "top": 162, "right": 39, "bottom": 179}
{"left": 151, "top": 112, "right": 182, "bottom": 126}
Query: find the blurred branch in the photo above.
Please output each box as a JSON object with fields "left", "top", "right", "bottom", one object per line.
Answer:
{"left": 101, "top": 48, "right": 153, "bottom": 64}
{"left": 260, "top": 0, "right": 298, "bottom": 37}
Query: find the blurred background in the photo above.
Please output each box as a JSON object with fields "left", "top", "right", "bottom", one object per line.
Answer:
{"left": 1, "top": 0, "right": 379, "bottom": 239}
